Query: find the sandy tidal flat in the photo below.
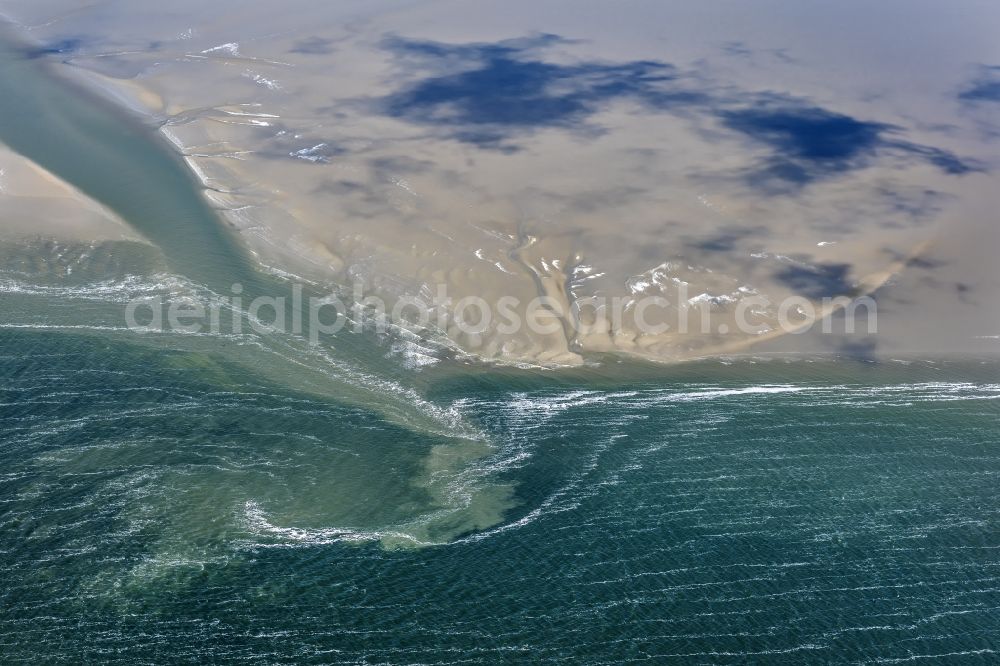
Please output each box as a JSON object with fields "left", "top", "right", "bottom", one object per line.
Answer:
{"left": 3, "top": 0, "right": 999, "bottom": 364}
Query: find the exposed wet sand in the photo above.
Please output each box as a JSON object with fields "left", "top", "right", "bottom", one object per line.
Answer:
{"left": 1, "top": 0, "right": 998, "bottom": 365}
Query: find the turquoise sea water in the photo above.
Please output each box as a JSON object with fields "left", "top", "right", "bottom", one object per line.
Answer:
{"left": 1, "top": 24, "right": 999, "bottom": 665}
{"left": 2, "top": 336, "right": 999, "bottom": 663}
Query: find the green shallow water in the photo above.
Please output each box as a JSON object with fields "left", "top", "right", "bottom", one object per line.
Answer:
{"left": 2, "top": 332, "right": 999, "bottom": 663}
{"left": 1, "top": 22, "right": 999, "bottom": 665}
{"left": 0, "top": 24, "right": 254, "bottom": 292}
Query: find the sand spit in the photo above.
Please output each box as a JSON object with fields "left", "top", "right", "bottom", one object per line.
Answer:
{"left": 2, "top": 0, "right": 996, "bottom": 363}
{"left": 0, "top": 143, "right": 140, "bottom": 243}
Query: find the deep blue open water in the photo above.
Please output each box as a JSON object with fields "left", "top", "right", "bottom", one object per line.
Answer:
{"left": 0, "top": 20, "right": 999, "bottom": 665}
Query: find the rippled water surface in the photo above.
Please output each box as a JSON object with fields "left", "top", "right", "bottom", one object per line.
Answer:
{"left": 2, "top": 329, "right": 999, "bottom": 662}
{"left": 1, "top": 8, "right": 999, "bottom": 664}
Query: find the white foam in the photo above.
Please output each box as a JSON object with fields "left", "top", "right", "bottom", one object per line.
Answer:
{"left": 289, "top": 144, "right": 329, "bottom": 163}
{"left": 241, "top": 500, "right": 439, "bottom": 547}
{"left": 243, "top": 70, "right": 281, "bottom": 91}
{"left": 201, "top": 42, "right": 240, "bottom": 56}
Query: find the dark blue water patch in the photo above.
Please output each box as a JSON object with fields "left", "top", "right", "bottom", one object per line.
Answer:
{"left": 719, "top": 103, "right": 980, "bottom": 188}
{"left": 376, "top": 34, "right": 976, "bottom": 180}
{"left": 959, "top": 65, "right": 1000, "bottom": 103}
{"left": 721, "top": 106, "right": 888, "bottom": 162}
{"left": 881, "top": 138, "right": 984, "bottom": 175}
{"left": 774, "top": 262, "right": 855, "bottom": 299}
{"left": 22, "top": 36, "right": 86, "bottom": 59}
{"left": 377, "top": 34, "right": 703, "bottom": 148}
